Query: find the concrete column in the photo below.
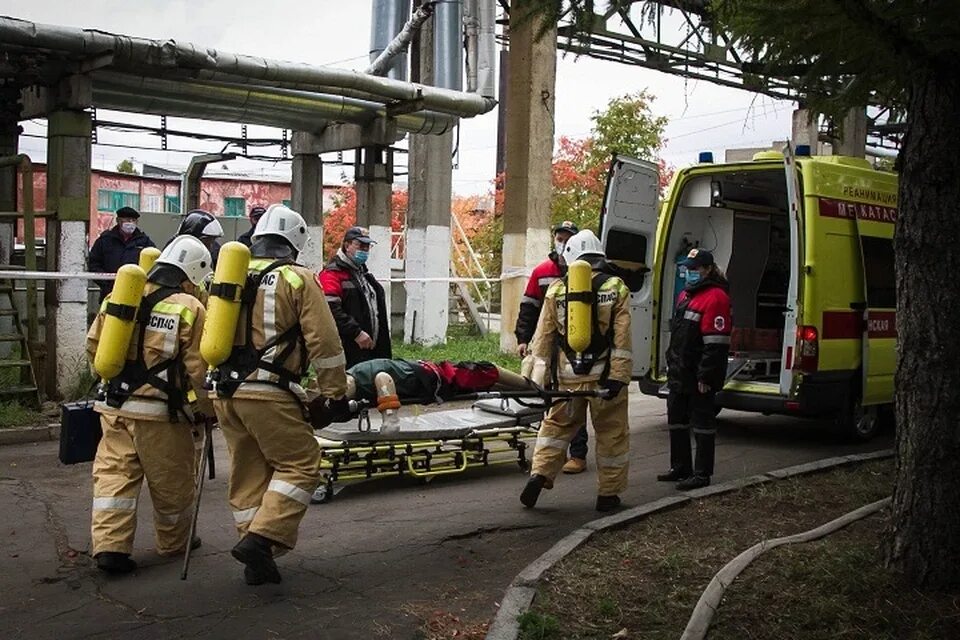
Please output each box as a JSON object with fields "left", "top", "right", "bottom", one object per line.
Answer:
{"left": 354, "top": 146, "right": 394, "bottom": 319}
{"left": 44, "top": 109, "right": 91, "bottom": 399}
{"left": 791, "top": 107, "right": 819, "bottom": 152}
{"left": 835, "top": 107, "right": 867, "bottom": 158}
{"left": 290, "top": 139, "right": 325, "bottom": 271}
{"left": 404, "top": 11, "right": 454, "bottom": 345}
{"left": 499, "top": 4, "right": 557, "bottom": 352}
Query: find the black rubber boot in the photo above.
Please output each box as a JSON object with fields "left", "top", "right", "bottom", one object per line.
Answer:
{"left": 693, "top": 432, "right": 716, "bottom": 478}
{"left": 666, "top": 427, "right": 693, "bottom": 479}
{"left": 676, "top": 475, "right": 710, "bottom": 490}
{"left": 95, "top": 552, "right": 137, "bottom": 574}
{"left": 595, "top": 495, "right": 622, "bottom": 512}
{"left": 232, "top": 533, "right": 282, "bottom": 585}
{"left": 520, "top": 474, "right": 547, "bottom": 508}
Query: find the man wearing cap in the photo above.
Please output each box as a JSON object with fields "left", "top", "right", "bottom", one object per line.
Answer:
{"left": 658, "top": 248, "right": 731, "bottom": 490}
{"left": 237, "top": 205, "right": 267, "bottom": 247}
{"left": 88, "top": 206, "right": 156, "bottom": 301}
{"left": 317, "top": 226, "right": 392, "bottom": 368}
{"left": 514, "top": 220, "right": 593, "bottom": 474}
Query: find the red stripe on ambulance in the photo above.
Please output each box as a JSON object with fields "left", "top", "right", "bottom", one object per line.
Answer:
{"left": 818, "top": 197, "right": 898, "bottom": 224}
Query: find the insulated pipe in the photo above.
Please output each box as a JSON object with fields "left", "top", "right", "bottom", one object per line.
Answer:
{"left": 369, "top": 0, "right": 412, "bottom": 81}
{"left": 477, "top": 0, "right": 497, "bottom": 98}
{"left": 0, "top": 16, "right": 494, "bottom": 118}
{"left": 367, "top": 3, "right": 435, "bottom": 78}
{"left": 463, "top": 0, "right": 480, "bottom": 92}
{"left": 89, "top": 71, "right": 458, "bottom": 135}
{"left": 433, "top": 0, "right": 463, "bottom": 91}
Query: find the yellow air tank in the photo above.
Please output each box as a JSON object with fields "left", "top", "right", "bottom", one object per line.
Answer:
{"left": 566, "top": 259, "right": 593, "bottom": 354}
{"left": 138, "top": 247, "right": 161, "bottom": 272}
{"left": 94, "top": 264, "right": 147, "bottom": 380}
{"left": 200, "top": 241, "right": 251, "bottom": 367}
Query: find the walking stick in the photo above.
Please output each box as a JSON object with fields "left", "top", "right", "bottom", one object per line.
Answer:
{"left": 181, "top": 419, "right": 211, "bottom": 580}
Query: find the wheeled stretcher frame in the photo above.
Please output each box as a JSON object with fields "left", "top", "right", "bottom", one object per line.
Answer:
{"left": 311, "top": 389, "right": 607, "bottom": 503}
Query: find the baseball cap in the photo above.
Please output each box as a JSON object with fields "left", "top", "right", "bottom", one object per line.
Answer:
{"left": 681, "top": 248, "right": 714, "bottom": 269}
{"left": 116, "top": 206, "right": 140, "bottom": 219}
{"left": 552, "top": 220, "right": 579, "bottom": 235}
{"left": 344, "top": 226, "right": 376, "bottom": 245}
{"left": 250, "top": 206, "right": 267, "bottom": 219}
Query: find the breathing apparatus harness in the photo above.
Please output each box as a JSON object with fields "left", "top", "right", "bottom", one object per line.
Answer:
{"left": 551, "top": 270, "right": 616, "bottom": 386}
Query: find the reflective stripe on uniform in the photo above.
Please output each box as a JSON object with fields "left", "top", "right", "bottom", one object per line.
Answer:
{"left": 279, "top": 267, "right": 304, "bottom": 289}
{"left": 611, "top": 348, "right": 632, "bottom": 360}
{"left": 684, "top": 310, "right": 702, "bottom": 321}
{"left": 693, "top": 427, "right": 717, "bottom": 435}
{"left": 521, "top": 295, "right": 542, "bottom": 307}
{"left": 536, "top": 435, "right": 568, "bottom": 451}
{"left": 325, "top": 295, "right": 340, "bottom": 303}
{"left": 257, "top": 269, "right": 280, "bottom": 382}
{"left": 669, "top": 424, "right": 689, "bottom": 431}
{"left": 233, "top": 506, "right": 260, "bottom": 524}
{"left": 703, "top": 335, "right": 731, "bottom": 344}
{"left": 93, "top": 496, "right": 137, "bottom": 511}
{"left": 538, "top": 276, "right": 558, "bottom": 288}
{"left": 267, "top": 479, "right": 313, "bottom": 505}
{"left": 596, "top": 451, "right": 630, "bottom": 467}
{"left": 152, "top": 301, "right": 196, "bottom": 326}
{"left": 313, "top": 351, "right": 346, "bottom": 370}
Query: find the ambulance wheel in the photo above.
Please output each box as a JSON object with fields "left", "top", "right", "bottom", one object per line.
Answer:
{"left": 838, "top": 391, "right": 879, "bottom": 442}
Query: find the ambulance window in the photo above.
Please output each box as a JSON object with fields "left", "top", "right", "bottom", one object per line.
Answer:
{"left": 605, "top": 229, "right": 648, "bottom": 266}
{"left": 861, "top": 236, "right": 895, "bottom": 308}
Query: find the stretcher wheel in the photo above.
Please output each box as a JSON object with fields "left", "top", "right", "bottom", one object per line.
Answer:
{"left": 311, "top": 480, "right": 333, "bottom": 504}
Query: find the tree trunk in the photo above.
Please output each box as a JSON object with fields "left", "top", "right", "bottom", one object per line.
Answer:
{"left": 887, "top": 66, "right": 960, "bottom": 588}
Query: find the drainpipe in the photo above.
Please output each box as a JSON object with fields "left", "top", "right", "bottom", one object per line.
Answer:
{"left": 477, "top": 0, "right": 497, "bottom": 98}
{"left": 369, "top": 0, "right": 413, "bottom": 81}
{"left": 463, "top": 0, "right": 480, "bottom": 93}
{"left": 433, "top": 0, "right": 463, "bottom": 91}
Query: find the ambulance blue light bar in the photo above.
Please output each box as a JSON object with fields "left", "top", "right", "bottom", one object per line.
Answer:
{"left": 698, "top": 151, "right": 714, "bottom": 163}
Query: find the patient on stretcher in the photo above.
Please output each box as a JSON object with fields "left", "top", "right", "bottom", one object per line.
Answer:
{"left": 308, "top": 359, "right": 536, "bottom": 431}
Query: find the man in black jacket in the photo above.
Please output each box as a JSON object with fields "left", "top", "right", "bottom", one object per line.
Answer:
{"left": 316, "top": 226, "right": 392, "bottom": 367}
{"left": 237, "top": 205, "right": 266, "bottom": 247}
{"left": 88, "top": 206, "right": 156, "bottom": 301}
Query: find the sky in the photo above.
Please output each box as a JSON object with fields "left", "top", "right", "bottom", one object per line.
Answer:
{"left": 6, "top": 0, "right": 796, "bottom": 196}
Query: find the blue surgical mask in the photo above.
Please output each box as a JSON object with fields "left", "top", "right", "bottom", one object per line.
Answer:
{"left": 353, "top": 250, "right": 369, "bottom": 265}
{"left": 685, "top": 269, "right": 702, "bottom": 285}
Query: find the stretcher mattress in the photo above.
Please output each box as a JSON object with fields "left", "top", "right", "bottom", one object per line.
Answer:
{"left": 316, "top": 399, "right": 544, "bottom": 443}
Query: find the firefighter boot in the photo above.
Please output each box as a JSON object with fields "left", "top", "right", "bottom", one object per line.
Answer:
{"left": 520, "top": 474, "right": 547, "bottom": 508}
{"left": 96, "top": 552, "right": 137, "bottom": 575}
{"left": 232, "top": 533, "right": 282, "bottom": 585}
{"left": 562, "top": 458, "right": 587, "bottom": 474}
{"left": 595, "top": 495, "right": 622, "bottom": 512}
{"left": 657, "top": 427, "right": 693, "bottom": 481}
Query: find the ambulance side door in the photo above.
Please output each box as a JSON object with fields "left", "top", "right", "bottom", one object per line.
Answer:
{"left": 855, "top": 204, "right": 897, "bottom": 406}
{"left": 599, "top": 154, "right": 659, "bottom": 378}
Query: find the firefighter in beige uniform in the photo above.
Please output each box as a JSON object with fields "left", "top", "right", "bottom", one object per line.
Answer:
{"left": 210, "top": 204, "right": 347, "bottom": 586}
{"left": 86, "top": 235, "right": 212, "bottom": 574}
{"left": 520, "top": 230, "right": 632, "bottom": 512}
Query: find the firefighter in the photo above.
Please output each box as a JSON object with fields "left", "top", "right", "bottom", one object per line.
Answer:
{"left": 657, "top": 248, "right": 731, "bottom": 490}
{"left": 514, "top": 221, "right": 590, "bottom": 474}
{"left": 86, "top": 235, "right": 212, "bottom": 574}
{"left": 520, "top": 230, "right": 633, "bottom": 512}
{"left": 175, "top": 209, "right": 224, "bottom": 266}
{"left": 210, "top": 204, "right": 347, "bottom": 586}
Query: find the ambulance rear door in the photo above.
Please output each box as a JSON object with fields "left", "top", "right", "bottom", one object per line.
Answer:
{"left": 854, "top": 198, "right": 897, "bottom": 406}
{"left": 599, "top": 154, "right": 659, "bottom": 378}
{"left": 779, "top": 144, "right": 803, "bottom": 396}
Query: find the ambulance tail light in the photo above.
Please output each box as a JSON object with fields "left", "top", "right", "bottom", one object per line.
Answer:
{"left": 795, "top": 325, "right": 819, "bottom": 373}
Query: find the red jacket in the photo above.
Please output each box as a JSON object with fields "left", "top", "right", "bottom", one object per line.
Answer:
{"left": 514, "top": 254, "right": 563, "bottom": 345}
{"left": 666, "top": 276, "right": 732, "bottom": 392}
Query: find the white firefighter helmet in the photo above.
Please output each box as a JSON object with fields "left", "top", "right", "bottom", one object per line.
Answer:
{"left": 155, "top": 235, "right": 213, "bottom": 285}
{"left": 251, "top": 203, "right": 309, "bottom": 255}
{"left": 562, "top": 229, "right": 605, "bottom": 264}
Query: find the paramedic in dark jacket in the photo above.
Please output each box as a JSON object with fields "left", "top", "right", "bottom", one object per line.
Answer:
{"left": 658, "top": 248, "right": 731, "bottom": 490}
{"left": 317, "top": 226, "right": 392, "bottom": 368}
{"left": 88, "top": 206, "right": 156, "bottom": 301}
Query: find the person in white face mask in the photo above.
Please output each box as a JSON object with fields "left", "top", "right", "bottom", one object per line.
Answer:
{"left": 88, "top": 206, "right": 157, "bottom": 301}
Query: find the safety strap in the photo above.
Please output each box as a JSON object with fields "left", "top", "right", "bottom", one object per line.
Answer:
{"left": 217, "top": 259, "right": 306, "bottom": 398}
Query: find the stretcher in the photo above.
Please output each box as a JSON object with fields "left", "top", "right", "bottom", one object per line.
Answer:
{"left": 310, "top": 389, "right": 606, "bottom": 503}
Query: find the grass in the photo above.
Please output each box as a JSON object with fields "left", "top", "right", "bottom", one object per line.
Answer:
{"left": 0, "top": 401, "right": 44, "bottom": 429}
{"left": 524, "top": 460, "right": 960, "bottom": 640}
{"left": 393, "top": 326, "right": 521, "bottom": 371}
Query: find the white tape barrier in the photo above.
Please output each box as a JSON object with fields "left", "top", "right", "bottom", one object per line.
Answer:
{"left": 0, "top": 270, "right": 527, "bottom": 285}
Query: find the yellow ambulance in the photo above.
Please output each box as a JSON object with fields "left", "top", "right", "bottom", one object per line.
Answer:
{"left": 600, "top": 145, "right": 896, "bottom": 440}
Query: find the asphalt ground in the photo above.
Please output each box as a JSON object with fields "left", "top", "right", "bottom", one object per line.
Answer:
{"left": 0, "top": 393, "right": 891, "bottom": 640}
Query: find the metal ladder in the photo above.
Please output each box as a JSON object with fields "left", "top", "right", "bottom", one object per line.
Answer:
{"left": 0, "top": 279, "right": 42, "bottom": 408}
